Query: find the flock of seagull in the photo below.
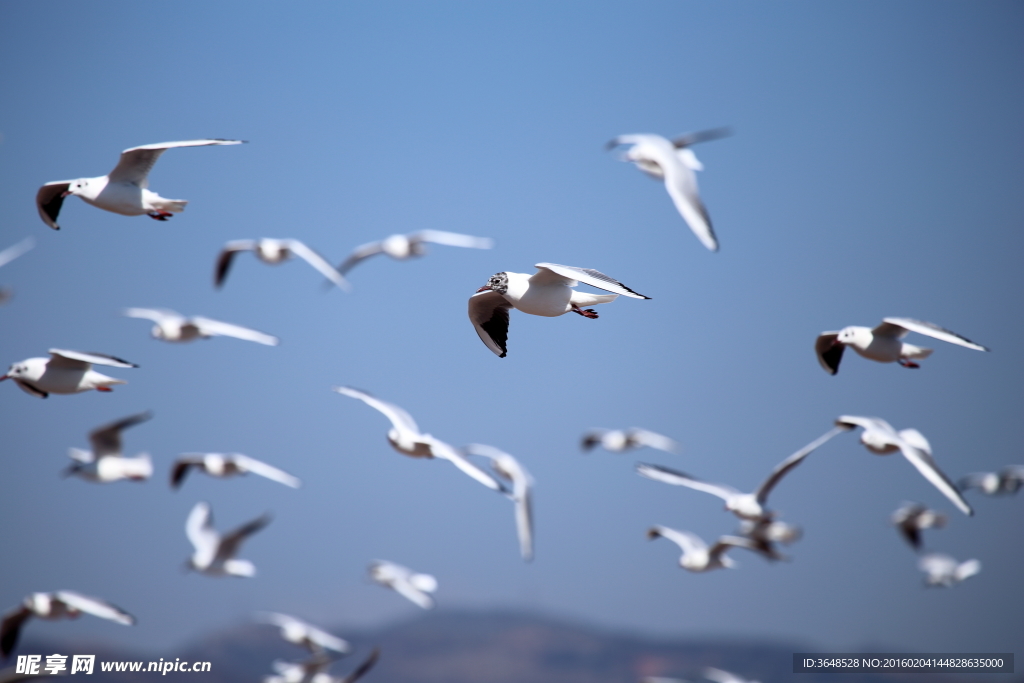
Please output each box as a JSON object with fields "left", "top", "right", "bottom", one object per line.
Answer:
{"left": 0, "top": 130, "right": 1016, "bottom": 682}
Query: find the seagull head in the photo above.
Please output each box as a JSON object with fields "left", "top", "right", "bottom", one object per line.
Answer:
{"left": 1, "top": 360, "right": 34, "bottom": 381}
{"left": 64, "top": 178, "right": 99, "bottom": 200}
{"left": 476, "top": 272, "right": 508, "bottom": 295}
{"left": 836, "top": 326, "right": 868, "bottom": 348}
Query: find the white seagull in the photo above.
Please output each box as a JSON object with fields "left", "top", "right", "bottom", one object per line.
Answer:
{"left": 333, "top": 386, "right": 505, "bottom": 492}
{"left": 257, "top": 613, "right": 350, "bottom": 656}
{"left": 891, "top": 503, "right": 947, "bottom": 550}
{"left": 581, "top": 428, "right": 679, "bottom": 454}
{"left": 1, "top": 349, "right": 137, "bottom": 398}
{"left": 959, "top": 466, "right": 1024, "bottom": 496}
{"left": 63, "top": 411, "right": 154, "bottom": 483}
{"left": 171, "top": 453, "right": 301, "bottom": 489}
{"left": 815, "top": 317, "right": 988, "bottom": 375}
{"left": 123, "top": 308, "right": 279, "bottom": 346}
{"left": 1, "top": 591, "right": 134, "bottom": 658}
{"left": 265, "top": 649, "right": 380, "bottom": 683}
{"left": 35, "top": 139, "right": 244, "bottom": 230}
{"left": 463, "top": 443, "right": 535, "bottom": 561}
{"left": 918, "top": 553, "right": 981, "bottom": 587}
{"left": 337, "top": 230, "right": 493, "bottom": 277}
{"left": 836, "top": 416, "right": 972, "bottom": 516}
{"left": 607, "top": 129, "right": 730, "bottom": 252}
{"left": 0, "top": 238, "right": 34, "bottom": 305}
{"left": 647, "top": 526, "right": 757, "bottom": 572}
{"left": 737, "top": 517, "right": 802, "bottom": 561}
{"left": 637, "top": 426, "right": 850, "bottom": 521}
{"left": 215, "top": 239, "right": 350, "bottom": 290}
{"left": 368, "top": 560, "right": 437, "bottom": 609}
{"left": 469, "top": 262, "right": 649, "bottom": 357}
{"left": 184, "top": 501, "right": 271, "bottom": 577}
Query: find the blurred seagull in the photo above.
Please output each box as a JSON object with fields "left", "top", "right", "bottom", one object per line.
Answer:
{"left": 464, "top": 443, "right": 535, "bottom": 561}
{"left": 815, "top": 317, "right": 988, "bottom": 375}
{"left": 184, "top": 501, "right": 271, "bottom": 577}
{"left": 368, "top": 561, "right": 437, "bottom": 609}
{"left": 35, "top": 139, "right": 244, "bottom": 230}
{"left": 836, "top": 416, "right": 972, "bottom": 516}
{"left": 0, "top": 238, "right": 34, "bottom": 305}
{"left": 333, "top": 386, "right": 505, "bottom": 492}
{"left": 637, "top": 426, "right": 850, "bottom": 521}
{"left": 737, "top": 517, "right": 802, "bottom": 561}
{"left": 64, "top": 411, "right": 153, "bottom": 483}
{"left": 257, "top": 612, "right": 350, "bottom": 656}
{"left": 1, "top": 591, "right": 134, "bottom": 658}
{"left": 581, "top": 428, "right": 679, "bottom": 454}
{"left": 266, "top": 649, "right": 380, "bottom": 683}
{"left": 959, "top": 466, "right": 1024, "bottom": 496}
{"left": 704, "top": 667, "right": 761, "bottom": 683}
{"left": 646, "top": 526, "right": 757, "bottom": 572}
{"left": 172, "top": 453, "right": 301, "bottom": 489}
{"left": 606, "top": 129, "right": 730, "bottom": 252}
{"left": 1, "top": 349, "right": 137, "bottom": 398}
{"left": 123, "top": 308, "right": 279, "bottom": 346}
{"left": 469, "top": 262, "right": 649, "bottom": 357}
{"left": 891, "top": 503, "right": 947, "bottom": 550}
{"left": 919, "top": 553, "right": 981, "bottom": 587}
{"left": 337, "top": 230, "right": 493, "bottom": 277}
{"left": 214, "top": 239, "right": 350, "bottom": 290}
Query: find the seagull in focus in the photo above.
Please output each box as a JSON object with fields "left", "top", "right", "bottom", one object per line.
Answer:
{"left": 265, "top": 649, "right": 380, "bottom": 683}
{"left": 333, "top": 386, "right": 505, "bottom": 492}
{"left": 63, "top": 411, "right": 154, "bottom": 483}
{"left": 184, "top": 502, "right": 271, "bottom": 577}
{"left": 464, "top": 443, "right": 535, "bottom": 561}
{"left": 337, "top": 230, "right": 493, "bottom": 277}
{"left": 581, "top": 428, "right": 679, "bottom": 454}
{"left": 1, "top": 349, "right": 137, "bottom": 398}
{"left": 836, "top": 416, "right": 972, "bottom": 516}
{"left": 368, "top": 561, "right": 437, "bottom": 609}
{"left": 214, "top": 239, "right": 350, "bottom": 290}
{"left": 959, "top": 466, "right": 1024, "bottom": 496}
{"left": 646, "top": 526, "right": 757, "bottom": 572}
{"left": 257, "top": 613, "right": 350, "bottom": 656}
{"left": 737, "top": 517, "right": 802, "bottom": 561}
{"left": 35, "top": 139, "right": 245, "bottom": 230}
{"left": 815, "top": 318, "right": 988, "bottom": 375}
{"left": 637, "top": 426, "right": 850, "bottom": 521}
{"left": 704, "top": 667, "right": 761, "bottom": 683}
{"left": 469, "top": 262, "right": 650, "bottom": 357}
{"left": 919, "top": 553, "right": 981, "bottom": 587}
{"left": 123, "top": 308, "right": 279, "bottom": 346}
{"left": 0, "top": 238, "right": 34, "bottom": 305}
{"left": 1, "top": 591, "right": 134, "bottom": 658}
{"left": 891, "top": 503, "right": 947, "bottom": 550}
{"left": 607, "top": 129, "right": 730, "bottom": 252}
{"left": 171, "top": 453, "right": 301, "bottom": 489}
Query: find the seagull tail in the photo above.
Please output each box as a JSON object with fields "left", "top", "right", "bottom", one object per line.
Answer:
{"left": 571, "top": 293, "right": 618, "bottom": 307}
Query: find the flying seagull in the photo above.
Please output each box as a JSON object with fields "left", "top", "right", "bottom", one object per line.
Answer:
{"left": 265, "top": 649, "right": 380, "bottom": 683}
{"left": 646, "top": 526, "right": 757, "bottom": 572}
{"left": 959, "top": 466, "right": 1024, "bottom": 496}
{"left": 35, "top": 139, "right": 244, "bottom": 230}
{"left": 1, "top": 349, "right": 137, "bottom": 398}
{"left": 815, "top": 317, "right": 988, "bottom": 375}
{"left": 581, "top": 428, "right": 679, "bottom": 454}
{"left": 0, "top": 238, "right": 34, "bottom": 305}
{"left": 463, "top": 443, "right": 535, "bottom": 562}
{"left": 737, "top": 517, "right": 802, "bottom": 562}
{"left": 919, "top": 553, "right": 981, "bottom": 587}
{"left": 64, "top": 411, "right": 153, "bottom": 483}
{"left": 257, "top": 612, "right": 350, "bottom": 656}
{"left": 214, "top": 239, "right": 350, "bottom": 290}
{"left": 172, "top": 453, "right": 301, "bottom": 489}
{"left": 606, "top": 129, "right": 730, "bottom": 252}
{"left": 891, "top": 503, "right": 947, "bottom": 550}
{"left": 184, "top": 502, "right": 271, "bottom": 577}
{"left": 469, "top": 262, "right": 649, "bottom": 357}
{"left": 1, "top": 591, "right": 134, "bottom": 658}
{"left": 337, "top": 230, "right": 493, "bottom": 277}
{"left": 123, "top": 308, "right": 279, "bottom": 346}
{"left": 368, "top": 561, "right": 437, "bottom": 609}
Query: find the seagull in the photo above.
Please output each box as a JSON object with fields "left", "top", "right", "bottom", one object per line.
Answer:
{"left": 704, "top": 667, "right": 761, "bottom": 683}
{"left": 333, "top": 386, "right": 505, "bottom": 492}
{"left": 337, "top": 230, "right": 493, "bottom": 276}
{"left": 918, "top": 553, "right": 981, "bottom": 587}
{"left": 646, "top": 526, "right": 757, "bottom": 572}
{"left": 606, "top": 129, "right": 730, "bottom": 252}
{"left": 265, "top": 649, "right": 379, "bottom": 683}
{"left": 836, "top": 416, "right": 972, "bottom": 516}
{"left": 184, "top": 502, "right": 271, "bottom": 577}
{"left": 959, "top": 466, "right": 1024, "bottom": 496}
{"left": 257, "top": 613, "right": 350, "bottom": 656}
{"left": 1, "top": 591, "right": 134, "bottom": 658}
{"left": 1, "top": 349, "right": 137, "bottom": 398}
{"left": 815, "top": 318, "right": 988, "bottom": 374}
{"left": 214, "top": 239, "right": 350, "bottom": 290}
{"left": 63, "top": 411, "right": 153, "bottom": 483}
{"left": 469, "top": 262, "right": 650, "bottom": 357}
{"left": 0, "top": 238, "right": 34, "bottom": 305}
{"left": 637, "top": 426, "right": 850, "bottom": 521}
{"left": 368, "top": 560, "right": 437, "bottom": 609}
{"left": 463, "top": 443, "right": 534, "bottom": 562}
{"left": 737, "top": 517, "right": 802, "bottom": 561}
{"left": 580, "top": 428, "right": 679, "bottom": 454}
{"left": 891, "top": 503, "right": 947, "bottom": 550}
{"left": 123, "top": 308, "right": 279, "bottom": 346}
{"left": 35, "top": 139, "right": 244, "bottom": 230}
{"left": 171, "top": 453, "right": 301, "bottom": 489}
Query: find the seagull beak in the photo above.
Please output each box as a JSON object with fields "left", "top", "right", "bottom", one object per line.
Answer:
{"left": 476, "top": 285, "right": 492, "bottom": 293}
{"left": 61, "top": 190, "right": 72, "bottom": 197}
{"left": 0, "top": 374, "right": 8, "bottom": 381}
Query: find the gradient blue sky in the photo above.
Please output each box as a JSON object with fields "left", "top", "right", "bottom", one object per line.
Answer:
{"left": 2, "top": 0, "right": 1022, "bottom": 662}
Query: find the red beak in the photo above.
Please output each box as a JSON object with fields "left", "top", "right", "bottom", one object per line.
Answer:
{"left": 61, "top": 190, "right": 72, "bottom": 197}
{"left": 476, "top": 285, "right": 492, "bottom": 293}
{"left": 0, "top": 375, "right": 8, "bottom": 381}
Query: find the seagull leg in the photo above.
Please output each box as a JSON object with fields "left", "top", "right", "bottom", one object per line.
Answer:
{"left": 898, "top": 359, "right": 920, "bottom": 369}
{"left": 571, "top": 305, "right": 599, "bottom": 319}
{"left": 147, "top": 211, "right": 173, "bottom": 221}
{"left": 95, "top": 387, "right": 113, "bottom": 392}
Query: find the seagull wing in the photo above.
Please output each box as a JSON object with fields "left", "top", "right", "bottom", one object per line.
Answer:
{"left": 332, "top": 386, "right": 421, "bottom": 434}
{"left": 426, "top": 437, "right": 506, "bottom": 492}
{"left": 709, "top": 535, "right": 758, "bottom": 561}
{"left": 533, "top": 263, "right": 650, "bottom": 299}
{"left": 48, "top": 349, "right": 137, "bottom": 369}
{"left": 217, "top": 513, "right": 271, "bottom": 562}
{"left": 897, "top": 442, "right": 973, "bottom": 516}
{"left": 391, "top": 578, "right": 435, "bottom": 609}
{"left": 338, "top": 648, "right": 381, "bottom": 683}
{"left": 463, "top": 443, "right": 534, "bottom": 560}
{"left": 185, "top": 502, "right": 220, "bottom": 567}
{"left": 879, "top": 318, "right": 989, "bottom": 351}
{"left": 661, "top": 151, "right": 718, "bottom": 252}
{"left": 648, "top": 526, "right": 706, "bottom": 554}
{"left": 919, "top": 552, "right": 957, "bottom": 576}
{"left": 468, "top": 290, "right": 512, "bottom": 358}
{"left": 834, "top": 415, "right": 897, "bottom": 437}
{"left": 231, "top": 454, "right": 301, "bottom": 488}
{"left": 0, "top": 605, "right": 32, "bottom": 658}
{"left": 170, "top": 457, "right": 203, "bottom": 489}
{"left": 955, "top": 559, "right": 982, "bottom": 581}
{"left": 88, "top": 411, "right": 152, "bottom": 458}
{"left": 671, "top": 127, "right": 733, "bottom": 149}
{"left": 627, "top": 428, "right": 681, "bottom": 454}
{"left": 815, "top": 332, "right": 844, "bottom": 375}
{"left": 755, "top": 426, "right": 849, "bottom": 503}
{"left": 36, "top": 182, "right": 73, "bottom": 230}
{"left": 580, "top": 430, "right": 609, "bottom": 451}
{"left": 53, "top": 592, "right": 135, "bottom": 625}
{"left": 636, "top": 463, "right": 741, "bottom": 502}
{"left": 123, "top": 308, "right": 184, "bottom": 325}
{"left": 410, "top": 230, "right": 494, "bottom": 249}
{"left": 336, "top": 241, "right": 385, "bottom": 275}
{"left": 192, "top": 317, "right": 280, "bottom": 346}
{"left": 283, "top": 240, "right": 351, "bottom": 290}
{"left": 107, "top": 139, "right": 245, "bottom": 187}
{"left": 0, "top": 238, "right": 34, "bottom": 269}
{"left": 214, "top": 240, "right": 257, "bottom": 288}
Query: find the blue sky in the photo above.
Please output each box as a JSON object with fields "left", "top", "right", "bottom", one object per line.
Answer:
{"left": 1, "top": 0, "right": 1022, "bottom": 660}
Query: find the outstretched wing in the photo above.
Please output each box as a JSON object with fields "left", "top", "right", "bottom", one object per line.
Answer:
{"left": 815, "top": 332, "right": 844, "bottom": 375}
{"left": 897, "top": 442, "right": 973, "bottom": 516}
{"left": 879, "top": 318, "right": 989, "bottom": 352}
{"left": 411, "top": 230, "right": 494, "bottom": 249}
{"left": 123, "top": 308, "right": 184, "bottom": 325}
{"left": 48, "top": 349, "right": 137, "bottom": 369}
{"left": 36, "top": 182, "right": 73, "bottom": 230}
{"left": 192, "top": 317, "right": 280, "bottom": 346}
{"left": 53, "top": 592, "right": 135, "bottom": 625}
{"left": 0, "top": 238, "right": 34, "bottom": 269}
{"left": 185, "top": 502, "right": 220, "bottom": 567}
{"left": 627, "top": 428, "right": 681, "bottom": 454}
{"left": 217, "top": 513, "right": 272, "bottom": 562}
{"left": 636, "top": 463, "right": 741, "bottom": 501}
{"left": 108, "top": 139, "right": 245, "bottom": 187}
{"left": 338, "top": 647, "right": 381, "bottom": 683}
{"left": 426, "top": 437, "right": 506, "bottom": 493}
{"left": 468, "top": 290, "right": 512, "bottom": 358}
{"left": 214, "top": 240, "right": 257, "bottom": 288}
{"left": 88, "top": 411, "right": 152, "bottom": 458}
{"left": 0, "top": 605, "right": 33, "bottom": 658}
{"left": 332, "top": 386, "right": 421, "bottom": 434}
{"left": 671, "top": 127, "right": 733, "bottom": 149}
{"left": 283, "top": 240, "right": 351, "bottom": 290}
{"left": 336, "top": 240, "right": 385, "bottom": 275}
{"left": 755, "top": 425, "right": 850, "bottom": 503}
{"left": 647, "top": 525, "right": 705, "bottom": 554}
{"left": 533, "top": 263, "right": 650, "bottom": 299}
{"left": 232, "top": 454, "right": 301, "bottom": 488}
